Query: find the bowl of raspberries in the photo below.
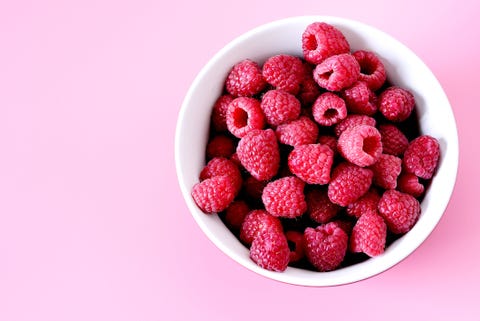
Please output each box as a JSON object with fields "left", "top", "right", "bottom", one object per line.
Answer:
{"left": 175, "top": 16, "right": 459, "bottom": 286}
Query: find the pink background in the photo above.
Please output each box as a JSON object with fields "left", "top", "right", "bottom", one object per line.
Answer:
{"left": 0, "top": 0, "right": 478, "bottom": 320}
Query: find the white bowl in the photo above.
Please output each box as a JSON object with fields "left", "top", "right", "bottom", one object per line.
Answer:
{"left": 175, "top": 16, "right": 459, "bottom": 286}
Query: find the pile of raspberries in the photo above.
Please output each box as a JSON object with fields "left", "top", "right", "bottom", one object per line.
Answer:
{"left": 191, "top": 22, "right": 440, "bottom": 272}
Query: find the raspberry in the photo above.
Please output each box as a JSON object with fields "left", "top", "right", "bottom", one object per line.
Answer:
{"left": 334, "top": 114, "right": 376, "bottom": 137}
{"left": 370, "top": 154, "right": 402, "bottom": 189}
{"left": 224, "top": 200, "right": 250, "bottom": 230}
{"left": 304, "top": 222, "right": 348, "bottom": 272}
{"left": 317, "top": 135, "right": 338, "bottom": 155}
{"left": 236, "top": 129, "right": 280, "bottom": 181}
{"left": 403, "top": 135, "right": 440, "bottom": 179}
{"left": 225, "top": 59, "right": 266, "bottom": 97}
{"left": 262, "top": 176, "right": 307, "bottom": 218}
{"left": 397, "top": 172, "right": 425, "bottom": 198}
{"left": 350, "top": 212, "right": 387, "bottom": 257}
{"left": 240, "top": 210, "right": 283, "bottom": 245}
{"left": 378, "top": 190, "right": 421, "bottom": 234}
{"left": 332, "top": 219, "right": 354, "bottom": 235}
{"left": 288, "top": 144, "right": 334, "bottom": 185}
{"left": 199, "top": 157, "right": 242, "bottom": 193}
{"left": 378, "top": 124, "right": 409, "bottom": 156}
{"left": 226, "top": 97, "right": 265, "bottom": 138}
{"left": 312, "top": 92, "right": 347, "bottom": 126}
{"left": 275, "top": 116, "right": 319, "bottom": 147}
{"left": 285, "top": 230, "right": 305, "bottom": 263}
{"left": 298, "top": 62, "right": 321, "bottom": 106}
{"left": 337, "top": 125, "right": 383, "bottom": 167}
{"left": 192, "top": 175, "right": 237, "bottom": 214}
{"left": 211, "top": 95, "right": 234, "bottom": 132}
{"left": 260, "top": 89, "right": 301, "bottom": 126}
{"left": 328, "top": 162, "right": 373, "bottom": 206}
{"left": 262, "top": 54, "right": 304, "bottom": 94}
{"left": 302, "top": 22, "right": 350, "bottom": 64}
{"left": 346, "top": 188, "right": 381, "bottom": 218}
{"left": 243, "top": 175, "right": 267, "bottom": 200}
{"left": 313, "top": 53, "right": 360, "bottom": 91}
{"left": 341, "top": 81, "right": 377, "bottom": 116}
{"left": 352, "top": 50, "right": 387, "bottom": 91}
{"left": 378, "top": 86, "right": 415, "bottom": 122}
{"left": 206, "top": 135, "right": 236, "bottom": 159}
{"left": 306, "top": 189, "right": 341, "bottom": 223}
{"left": 250, "top": 229, "right": 290, "bottom": 272}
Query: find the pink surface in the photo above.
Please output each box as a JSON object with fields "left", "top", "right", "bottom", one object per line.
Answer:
{"left": 0, "top": 0, "right": 478, "bottom": 320}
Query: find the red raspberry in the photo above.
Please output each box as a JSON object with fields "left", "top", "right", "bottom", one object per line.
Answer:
{"left": 191, "top": 175, "right": 237, "bottom": 214}
{"left": 225, "top": 59, "right": 266, "bottom": 97}
{"left": 397, "top": 172, "right": 425, "bottom": 198}
{"left": 275, "top": 116, "right": 319, "bottom": 147}
{"left": 332, "top": 219, "right": 354, "bottom": 235}
{"left": 225, "top": 200, "right": 250, "bottom": 230}
{"left": 262, "top": 176, "right": 307, "bottom": 218}
{"left": 337, "top": 125, "right": 383, "bottom": 167}
{"left": 226, "top": 97, "right": 265, "bottom": 138}
{"left": 312, "top": 92, "right": 347, "bottom": 126}
{"left": 298, "top": 62, "right": 321, "bottom": 106}
{"left": 334, "top": 114, "right": 376, "bottom": 137}
{"left": 285, "top": 230, "right": 305, "bottom": 263}
{"left": 250, "top": 229, "right": 290, "bottom": 272}
{"left": 206, "top": 135, "right": 236, "bottom": 159}
{"left": 403, "top": 135, "right": 440, "bottom": 179}
{"left": 378, "top": 86, "right": 415, "bottom": 122}
{"left": 262, "top": 54, "right": 304, "bottom": 94}
{"left": 313, "top": 53, "right": 360, "bottom": 91}
{"left": 302, "top": 22, "right": 350, "bottom": 64}
{"left": 378, "top": 124, "right": 409, "bottom": 156}
{"left": 199, "top": 157, "right": 242, "bottom": 193}
{"left": 328, "top": 162, "right": 373, "bottom": 206}
{"left": 240, "top": 210, "right": 283, "bottom": 245}
{"left": 260, "top": 89, "right": 301, "bottom": 126}
{"left": 346, "top": 188, "right": 381, "bottom": 218}
{"left": 317, "top": 135, "right": 338, "bottom": 155}
{"left": 341, "top": 81, "right": 377, "bottom": 116}
{"left": 288, "top": 144, "right": 334, "bottom": 185}
{"left": 370, "top": 154, "right": 402, "bottom": 189}
{"left": 243, "top": 175, "right": 267, "bottom": 200}
{"left": 306, "top": 189, "right": 341, "bottom": 223}
{"left": 352, "top": 50, "right": 387, "bottom": 91}
{"left": 378, "top": 190, "right": 421, "bottom": 234}
{"left": 236, "top": 129, "right": 280, "bottom": 181}
{"left": 350, "top": 212, "right": 387, "bottom": 257}
{"left": 211, "top": 95, "right": 234, "bottom": 132}
{"left": 304, "top": 222, "right": 348, "bottom": 272}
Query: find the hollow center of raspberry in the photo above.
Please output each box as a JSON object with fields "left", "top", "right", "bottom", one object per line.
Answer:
{"left": 324, "top": 108, "right": 338, "bottom": 119}
{"left": 360, "top": 61, "right": 376, "bottom": 75}
{"left": 233, "top": 108, "right": 248, "bottom": 128}
{"left": 305, "top": 34, "right": 318, "bottom": 51}
{"left": 363, "top": 136, "right": 380, "bottom": 156}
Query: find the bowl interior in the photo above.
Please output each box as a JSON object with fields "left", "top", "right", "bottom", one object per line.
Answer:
{"left": 175, "top": 16, "right": 459, "bottom": 286}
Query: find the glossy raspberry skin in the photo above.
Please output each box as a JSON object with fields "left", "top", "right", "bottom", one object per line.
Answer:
{"left": 352, "top": 50, "right": 387, "bottom": 91}
{"left": 397, "top": 172, "right": 425, "bottom": 198}
{"left": 262, "top": 176, "right": 307, "bottom": 218}
{"left": 378, "top": 190, "right": 421, "bottom": 234}
{"left": 313, "top": 53, "right": 360, "bottom": 91}
{"left": 378, "top": 124, "right": 409, "bottom": 156}
{"left": 225, "top": 59, "right": 266, "bottom": 97}
{"left": 370, "top": 154, "right": 402, "bottom": 189}
{"left": 226, "top": 97, "right": 265, "bottom": 138}
{"left": 378, "top": 86, "right": 415, "bottom": 122}
{"left": 312, "top": 92, "right": 347, "bottom": 126}
{"left": 337, "top": 125, "right": 383, "bottom": 167}
{"left": 240, "top": 210, "right": 283, "bottom": 245}
{"left": 328, "top": 162, "right": 373, "bottom": 206}
{"left": 403, "top": 135, "right": 440, "bottom": 179}
{"left": 350, "top": 212, "right": 387, "bottom": 257}
{"left": 285, "top": 230, "right": 305, "bottom": 263}
{"left": 236, "top": 129, "right": 280, "bottom": 181}
{"left": 304, "top": 222, "right": 348, "bottom": 272}
{"left": 192, "top": 175, "right": 237, "bottom": 214}
{"left": 206, "top": 135, "right": 236, "bottom": 159}
{"left": 250, "top": 230, "right": 290, "bottom": 272}
{"left": 224, "top": 200, "right": 250, "bottom": 230}
{"left": 260, "top": 89, "right": 301, "bottom": 126}
{"left": 306, "top": 189, "right": 341, "bottom": 223}
{"left": 302, "top": 22, "right": 350, "bottom": 64}
{"left": 199, "top": 157, "right": 242, "bottom": 193}
{"left": 262, "top": 54, "right": 304, "bottom": 94}
{"left": 346, "top": 188, "right": 381, "bottom": 218}
{"left": 334, "top": 114, "right": 376, "bottom": 137}
{"left": 342, "top": 81, "right": 377, "bottom": 116}
{"left": 211, "top": 95, "right": 234, "bottom": 132}
{"left": 275, "top": 116, "right": 319, "bottom": 147}
{"left": 288, "top": 144, "right": 334, "bottom": 185}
